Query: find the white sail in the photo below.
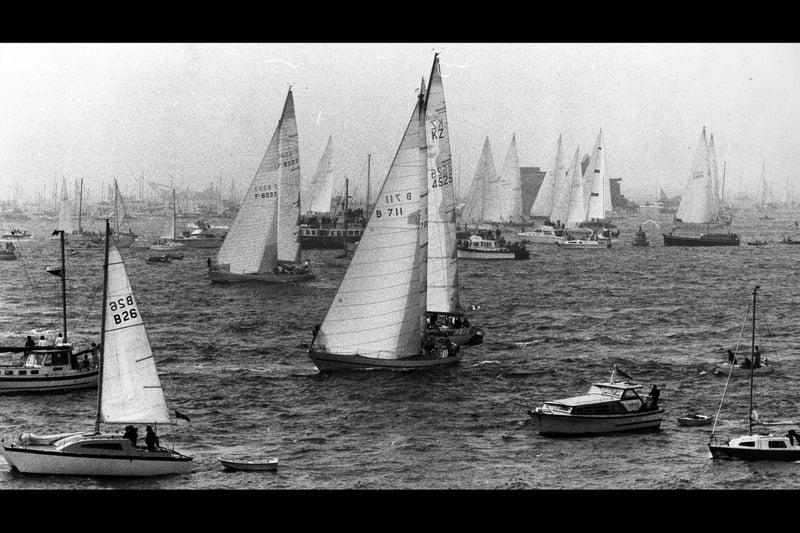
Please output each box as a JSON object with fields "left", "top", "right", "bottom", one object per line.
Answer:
{"left": 305, "top": 135, "right": 335, "bottom": 214}
{"left": 315, "top": 96, "right": 425, "bottom": 359}
{"left": 215, "top": 89, "right": 300, "bottom": 274}
{"left": 424, "top": 55, "right": 459, "bottom": 315}
{"left": 676, "top": 127, "right": 714, "bottom": 224}
{"left": 100, "top": 245, "right": 171, "bottom": 425}
{"left": 549, "top": 140, "right": 572, "bottom": 225}
{"left": 584, "top": 129, "right": 608, "bottom": 222}
{"left": 462, "top": 137, "right": 496, "bottom": 224}
{"left": 530, "top": 134, "right": 562, "bottom": 218}
{"left": 158, "top": 190, "right": 177, "bottom": 239}
{"left": 56, "top": 177, "right": 75, "bottom": 234}
{"left": 565, "top": 147, "right": 587, "bottom": 228}
{"left": 276, "top": 90, "right": 302, "bottom": 264}
{"left": 496, "top": 135, "right": 523, "bottom": 223}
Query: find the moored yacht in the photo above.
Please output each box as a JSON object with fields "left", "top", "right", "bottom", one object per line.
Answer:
{"left": 529, "top": 366, "right": 664, "bottom": 436}
{"left": 516, "top": 225, "right": 566, "bottom": 244}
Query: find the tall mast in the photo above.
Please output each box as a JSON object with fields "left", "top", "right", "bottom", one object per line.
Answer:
{"left": 59, "top": 230, "right": 67, "bottom": 343}
{"left": 748, "top": 285, "right": 759, "bottom": 436}
{"left": 343, "top": 178, "right": 349, "bottom": 257}
{"left": 113, "top": 179, "right": 119, "bottom": 232}
{"left": 172, "top": 188, "right": 177, "bottom": 240}
{"left": 366, "top": 154, "right": 371, "bottom": 214}
{"left": 78, "top": 179, "right": 84, "bottom": 234}
{"left": 95, "top": 219, "right": 111, "bottom": 434}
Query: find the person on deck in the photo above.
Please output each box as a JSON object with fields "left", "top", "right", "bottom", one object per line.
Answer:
{"left": 727, "top": 349, "right": 736, "bottom": 364}
{"left": 37, "top": 335, "right": 48, "bottom": 347}
{"left": 145, "top": 425, "right": 160, "bottom": 451}
{"left": 24, "top": 336, "right": 35, "bottom": 355}
{"left": 649, "top": 385, "right": 661, "bottom": 410}
{"left": 741, "top": 357, "right": 752, "bottom": 369}
{"left": 123, "top": 425, "right": 138, "bottom": 447}
{"left": 753, "top": 346, "right": 762, "bottom": 368}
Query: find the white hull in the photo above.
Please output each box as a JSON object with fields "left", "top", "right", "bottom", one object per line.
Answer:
{"left": 533, "top": 409, "right": 664, "bottom": 436}
{"left": 3, "top": 444, "right": 192, "bottom": 477}
{"left": 555, "top": 240, "right": 611, "bottom": 250}
{"left": 0, "top": 368, "right": 98, "bottom": 393}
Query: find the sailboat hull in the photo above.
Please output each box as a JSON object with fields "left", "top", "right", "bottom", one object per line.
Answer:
{"left": 709, "top": 435, "right": 800, "bottom": 461}
{"left": 2, "top": 434, "right": 193, "bottom": 477}
{"left": 307, "top": 349, "right": 460, "bottom": 372}
{"left": 208, "top": 269, "right": 315, "bottom": 284}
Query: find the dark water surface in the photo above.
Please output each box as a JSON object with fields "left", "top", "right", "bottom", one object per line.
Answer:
{"left": 1, "top": 210, "right": 799, "bottom": 490}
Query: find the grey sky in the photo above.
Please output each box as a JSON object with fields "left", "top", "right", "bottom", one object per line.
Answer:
{"left": 1, "top": 42, "right": 798, "bottom": 205}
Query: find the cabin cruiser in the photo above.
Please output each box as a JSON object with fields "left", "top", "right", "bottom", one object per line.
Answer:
{"left": 529, "top": 367, "right": 663, "bottom": 436}
{"left": 516, "top": 225, "right": 566, "bottom": 244}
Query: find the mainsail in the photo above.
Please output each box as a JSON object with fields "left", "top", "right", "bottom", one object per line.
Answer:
{"left": 305, "top": 135, "right": 335, "bottom": 214}
{"left": 564, "top": 147, "right": 587, "bottom": 228}
{"left": 314, "top": 94, "right": 426, "bottom": 359}
{"left": 424, "top": 54, "right": 460, "bottom": 316}
{"left": 99, "top": 244, "right": 171, "bottom": 425}
{"left": 530, "top": 134, "right": 563, "bottom": 218}
{"left": 675, "top": 127, "right": 714, "bottom": 224}
{"left": 214, "top": 89, "right": 300, "bottom": 274}
{"left": 461, "top": 137, "right": 497, "bottom": 224}
{"left": 496, "top": 134, "right": 523, "bottom": 223}
{"left": 584, "top": 129, "right": 609, "bottom": 222}
{"left": 708, "top": 133, "right": 720, "bottom": 217}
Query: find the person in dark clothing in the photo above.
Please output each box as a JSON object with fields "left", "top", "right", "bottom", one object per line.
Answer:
{"left": 727, "top": 349, "right": 736, "bottom": 364}
{"left": 123, "top": 425, "right": 138, "bottom": 447}
{"left": 145, "top": 425, "right": 159, "bottom": 451}
{"left": 24, "top": 335, "right": 35, "bottom": 356}
{"left": 741, "top": 357, "right": 752, "bottom": 369}
{"left": 787, "top": 429, "right": 800, "bottom": 446}
{"left": 753, "top": 346, "right": 762, "bottom": 368}
{"left": 649, "top": 385, "right": 661, "bottom": 410}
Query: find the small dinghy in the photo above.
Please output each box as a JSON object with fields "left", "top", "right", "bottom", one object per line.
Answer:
{"left": 677, "top": 414, "right": 713, "bottom": 427}
{"left": 218, "top": 456, "right": 279, "bottom": 472}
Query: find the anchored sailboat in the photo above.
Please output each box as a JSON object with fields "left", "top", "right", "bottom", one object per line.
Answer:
{"left": 307, "top": 58, "right": 461, "bottom": 372}
{"left": 2, "top": 220, "right": 193, "bottom": 476}
{"left": 208, "top": 88, "right": 313, "bottom": 283}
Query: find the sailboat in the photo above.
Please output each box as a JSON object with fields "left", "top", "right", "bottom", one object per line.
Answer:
{"left": 111, "top": 179, "right": 137, "bottom": 248}
{"left": 708, "top": 286, "right": 800, "bottom": 461}
{"left": 663, "top": 128, "right": 739, "bottom": 246}
{"left": 0, "top": 229, "right": 99, "bottom": 393}
{"left": 422, "top": 54, "right": 483, "bottom": 347}
{"left": 2, "top": 220, "right": 193, "bottom": 476}
{"left": 208, "top": 88, "right": 314, "bottom": 283}
{"left": 150, "top": 188, "right": 187, "bottom": 258}
{"left": 52, "top": 177, "right": 102, "bottom": 247}
{"left": 460, "top": 137, "right": 497, "bottom": 225}
{"left": 519, "top": 134, "right": 568, "bottom": 244}
{"left": 307, "top": 59, "right": 460, "bottom": 372}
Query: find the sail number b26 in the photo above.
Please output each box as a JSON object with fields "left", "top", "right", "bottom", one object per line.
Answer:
{"left": 109, "top": 295, "right": 139, "bottom": 325}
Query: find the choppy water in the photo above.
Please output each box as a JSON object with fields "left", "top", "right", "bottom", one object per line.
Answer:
{"left": 1, "top": 210, "right": 799, "bottom": 490}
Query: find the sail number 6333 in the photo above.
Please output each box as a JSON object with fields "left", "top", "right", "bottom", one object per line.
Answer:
{"left": 109, "top": 295, "right": 138, "bottom": 325}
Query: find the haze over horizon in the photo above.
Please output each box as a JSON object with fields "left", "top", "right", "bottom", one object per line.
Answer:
{"left": 1, "top": 42, "right": 798, "bottom": 207}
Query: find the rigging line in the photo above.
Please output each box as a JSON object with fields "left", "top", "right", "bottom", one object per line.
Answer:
{"left": 710, "top": 298, "right": 752, "bottom": 438}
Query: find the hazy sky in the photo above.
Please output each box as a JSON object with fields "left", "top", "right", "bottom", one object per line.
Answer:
{"left": 1, "top": 42, "right": 798, "bottom": 206}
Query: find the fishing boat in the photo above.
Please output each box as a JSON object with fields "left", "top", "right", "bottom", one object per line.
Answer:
{"left": 1, "top": 220, "right": 193, "bottom": 476}
{"left": 677, "top": 414, "right": 713, "bottom": 427}
{"left": 708, "top": 285, "right": 800, "bottom": 461}
{"left": 218, "top": 456, "right": 279, "bottom": 472}
{"left": 631, "top": 226, "right": 649, "bottom": 246}
{"left": 150, "top": 188, "right": 187, "bottom": 254}
{"left": 663, "top": 128, "right": 739, "bottom": 246}
{"left": 0, "top": 240, "right": 17, "bottom": 260}
{"left": 0, "top": 230, "right": 99, "bottom": 393}
{"left": 208, "top": 88, "right": 314, "bottom": 284}
{"left": 307, "top": 60, "right": 460, "bottom": 372}
{"left": 422, "top": 54, "right": 483, "bottom": 347}
{"left": 457, "top": 233, "right": 530, "bottom": 259}
{"left": 529, "top": 365, "right": 664, "bottom": 436}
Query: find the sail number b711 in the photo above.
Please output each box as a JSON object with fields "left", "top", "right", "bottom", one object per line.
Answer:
{"left": 375, "top": 192, "right": 413, "bottom": 218}
{"left": 109, "top": 295, "right": 139, "bottom": 325}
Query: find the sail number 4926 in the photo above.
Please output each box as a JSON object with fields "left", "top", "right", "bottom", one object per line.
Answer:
{"left": 109, "top": 295, "right": 138, "bottom": 325}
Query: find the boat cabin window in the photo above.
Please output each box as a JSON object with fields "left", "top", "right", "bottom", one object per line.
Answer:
{"left": 4, "top": 370, "right": 13, "bottom": 375}
{"left": 621, "top": 389, "right": 639, "bottom": 400}
{"left": 82, "top": 443, "right": 124, "bottom": 450}
{"left": 768, "top": 440, "right": 788, "bottom": 449}
{"left": 740, "top": 440, "right": 755, "bottom": 447}
{"left": 588, "top": 385, "right": 624, "bottom": 399}
{"left": 543, "top": 403, "right": 571, "bottom": 414}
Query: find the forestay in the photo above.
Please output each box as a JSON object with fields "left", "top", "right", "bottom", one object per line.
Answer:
{"left": 100, "top": 245, "right": 171, "bottom": 425}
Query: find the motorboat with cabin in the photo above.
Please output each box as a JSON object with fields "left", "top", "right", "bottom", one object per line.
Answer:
{"left": 529, "top": 366, "right": 664, "bottom": 436}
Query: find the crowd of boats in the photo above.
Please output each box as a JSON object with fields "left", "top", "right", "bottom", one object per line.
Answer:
{"left": 1, "top": 53, "right": 799, "bottom": 479}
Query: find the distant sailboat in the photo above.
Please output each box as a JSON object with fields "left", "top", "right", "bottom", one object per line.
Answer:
{"left": 495, "top": 134, "right": 523, "bottom": 224}
{"left": 304, "top": 135, "right": 335, "bottom": 215}
{"left": 208, "top": 88, "right": 314, "bottom": 283}
{"left": 520, "top": 134, "right": 568, "bottom": 244}
{"left": 307, "top": 57, "right": 460, "bottom": 372}
{"left": 111, "top": 179, "right": 137, "bottom": 248}
{"left": 663, "top": 127, "right": 739, "bottom": 246}
{"left": 150, "top": 188, "right": 186, "bottom": 256}
{"left": 461, "top": 137, "right": 498, "bottom": 225}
